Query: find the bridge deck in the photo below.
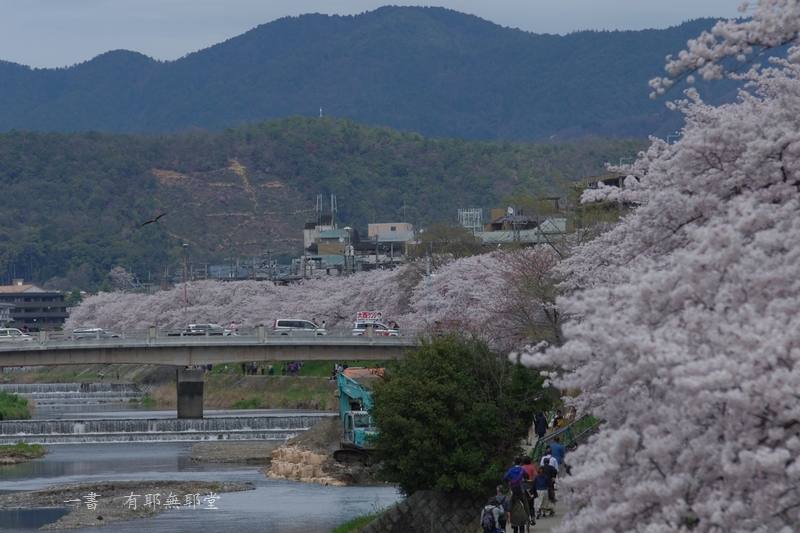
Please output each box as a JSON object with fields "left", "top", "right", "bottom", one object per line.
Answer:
{"left": 0, "top": 330, "right": 417, "bottom": 367}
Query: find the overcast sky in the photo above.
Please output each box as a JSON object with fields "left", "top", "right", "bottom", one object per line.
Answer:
{"left": 1, "top": 0, "right": 743, "bottom": 69}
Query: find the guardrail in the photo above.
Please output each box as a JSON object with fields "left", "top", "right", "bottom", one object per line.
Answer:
{"left": 0, "top": 327, "right": 425, "bottom": 352}
{"left": 530, "top": 414, "right": 604, "bottom": 461}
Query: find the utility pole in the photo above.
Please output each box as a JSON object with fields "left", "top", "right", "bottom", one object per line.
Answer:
{"left": 182, "top": 244, "right": 188, "bottom": 318}
{"left": 426, "top": 252, "right": 431, "bottom": 323}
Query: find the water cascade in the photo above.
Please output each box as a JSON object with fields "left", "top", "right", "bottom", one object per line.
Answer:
{"left": 0, "top": 414, "right": 330, "bottom": 444}
{"left": 0, "top": 382, "right": 143, "bottom": 403}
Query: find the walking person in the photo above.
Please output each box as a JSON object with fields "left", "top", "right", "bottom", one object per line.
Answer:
{"left": 480, "top": 496, "right": 504, "bottom": 533}
{"left": 540, "top": 454, "right": 559, "bottom": 514}
{"left": 549, "top": 435, "right": 571, "bottom": 475}
{"left": 494, "top": 485, "right": 511, "bottom": 532}
{"left": 521, "top": 472, "right": 537, "bottom": 527}
{"left": 509, "top": 482, "right": 531, "bottom": 533}
{"left": 534, "top": 412, "right": 548, "bottom": 440}
{"left": 521, "top": 456, "right": 537, "bottom": 482}
{"left": 533, "top": 464, "right": 553, "bottom": 519}
{"left": 503, "top": 457, "right": 525, "bottom": 487}
{"left": 551, "top": 409, "right": 564, "bottom": 431}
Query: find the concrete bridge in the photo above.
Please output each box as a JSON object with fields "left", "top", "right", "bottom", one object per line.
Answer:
{"left": 0, "top": 327, "right": 417, "bottom": 419}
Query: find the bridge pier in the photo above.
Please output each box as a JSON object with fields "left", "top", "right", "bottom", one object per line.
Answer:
{"left": 176, "top": 367, "right": 204, "bottom": 419}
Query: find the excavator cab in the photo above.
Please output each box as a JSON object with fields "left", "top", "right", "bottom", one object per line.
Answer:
{"left": 343, "top": 411, "right": 376, "bottom": 448}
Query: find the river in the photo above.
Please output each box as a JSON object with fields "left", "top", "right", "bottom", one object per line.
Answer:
{"left": 0, "top": 384, "right": 402, "bottom": 532}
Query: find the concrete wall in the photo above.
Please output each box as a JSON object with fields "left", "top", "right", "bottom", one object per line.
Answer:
{"left": 361, "top": 490, "right": 484, "bottom": 533}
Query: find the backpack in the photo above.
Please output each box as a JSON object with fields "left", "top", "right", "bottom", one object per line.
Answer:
{"left": 481, "top": 505, "right": 497, "bottom": 531}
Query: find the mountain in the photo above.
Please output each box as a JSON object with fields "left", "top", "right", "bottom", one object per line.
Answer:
{"left": 0, "top": 117, "right": 645, "bottom": 290}
{"left": 0, "top": 7, "right": 733, "bottom": 141}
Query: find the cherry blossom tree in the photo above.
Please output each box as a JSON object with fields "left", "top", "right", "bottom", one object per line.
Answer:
{"left": 107, "top": 267, "right": 135, "bottom": 292}
{"left": 400, "top": 249, "right": 564, "bottom": 351}
{"left": 520, "top": 3, "right": 800, "bottom": 532}
{"left": 68, "top": 250, "right": 563, "bottom": 350}
{"left": 66, "top": 268, "right": 420, "bottom": 333}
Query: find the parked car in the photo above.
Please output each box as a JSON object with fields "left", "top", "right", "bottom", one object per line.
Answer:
{"left": 167, "top": 324, "right": 234, "bottom": 336}
{"left": 72, "top": 327, "right": 121, "bottom": 339}
{"left": 272, "top": 319, "right": 327, "bottom": 336}
{"left": 0, "top": 328, "right": 33, "bottom": 342}
{"left": 351, "top": 321, "right": 399, "bottom": 337}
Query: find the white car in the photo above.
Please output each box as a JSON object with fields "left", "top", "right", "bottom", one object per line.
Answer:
{"left": 351, "top": 322, "right": 399, "bottom": 337}
{"left": 0, "top": 328, "right": 33, "bottom": 342}
{"left": 168, "top": 324, "right": 234, "bottom": 336}
{"left": 272, "top": 319, "right": 328, "bottom": 336}
{"left": 72, "top": 327, "right": 121, "bottom": 339}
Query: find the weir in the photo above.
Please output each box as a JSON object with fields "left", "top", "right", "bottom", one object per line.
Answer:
{"left": 0, "top": 414, "right": 331, "bottom": 445}
{"left": 0, "top": 383, "right": 142, "bottom": 403}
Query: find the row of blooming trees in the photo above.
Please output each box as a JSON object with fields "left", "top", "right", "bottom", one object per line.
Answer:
{"left": 521, "top": 2, "right": 800, "bottom": 532}
{"left": 66, "top": 248, "right": 563, "bottom": 348}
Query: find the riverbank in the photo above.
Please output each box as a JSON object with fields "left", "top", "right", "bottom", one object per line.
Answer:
{"left": 0, "top": 390, "right": 31, "bottom": 420}
{"left": 0, "top": 480, "right": 252, "bottom": 530}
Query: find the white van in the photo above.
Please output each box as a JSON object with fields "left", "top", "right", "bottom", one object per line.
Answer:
{"left": 351, "top": 321, "right": 399, "bottom": 337}
{"left": 0, "top": 328, "right": 33, "bottom": 342}
{"left": 272, "top": 319, "right": 327, "bottom": 336}
{"left": 72, "top": 327, "right": 121, "bottom": 339}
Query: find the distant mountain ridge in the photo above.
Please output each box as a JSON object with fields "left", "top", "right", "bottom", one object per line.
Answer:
{"left": 0, "top": 7, "right": 730, "bottom": 141}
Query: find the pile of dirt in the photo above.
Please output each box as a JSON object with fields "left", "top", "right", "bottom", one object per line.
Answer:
{"left": 188, "top": 441, "right": 280, "bottom": 464}
{"left": 285, "top": 414, "right": 342, "bottom": 454}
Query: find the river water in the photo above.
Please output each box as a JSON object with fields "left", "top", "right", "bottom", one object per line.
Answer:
{"left": 0, "top": 384, "right": 402, "bottom": 532}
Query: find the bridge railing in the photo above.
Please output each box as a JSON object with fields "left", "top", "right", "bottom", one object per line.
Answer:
{"left": 0, "top": 327, "right": 428, "bottom": 351}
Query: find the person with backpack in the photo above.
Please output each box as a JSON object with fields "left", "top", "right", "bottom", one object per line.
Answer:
{"left": 494, "top": 485, "right": 511, "bottom": 531}
{"left": 503, "top": 457, "right": 525, "bottom": 487}
{"left": 480, "top": 496, "right": 503, "bottom": 533}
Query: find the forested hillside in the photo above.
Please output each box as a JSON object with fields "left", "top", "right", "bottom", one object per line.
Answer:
{"left": 0, "top": 7, "right": 735, "bottom": 140}
{"left": 0, "top": 116, "right": 644, "bottom": 290}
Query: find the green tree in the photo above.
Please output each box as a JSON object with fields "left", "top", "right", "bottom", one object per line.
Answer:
{"left": 371, "top": 336, "right": 552, "bottom": 497}
{"left": 96, "top": 279, "right": 114, "bottom": 293}
{"left": 66, "top": 288, "right": 83, "bottom": 307}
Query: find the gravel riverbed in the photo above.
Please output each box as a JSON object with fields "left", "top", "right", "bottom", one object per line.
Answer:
{"left": 0, "top": 480, "right": 252, "bottom": 530}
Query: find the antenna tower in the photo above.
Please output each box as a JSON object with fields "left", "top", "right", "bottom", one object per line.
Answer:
{"left": 330, "top": 194, "right": 338, "bottom": 228}
{"left": 316, "top": 194, "right": 323, "bottom": 226}
{"left": 458, "top": 208, "right": 483, "bottom": 234}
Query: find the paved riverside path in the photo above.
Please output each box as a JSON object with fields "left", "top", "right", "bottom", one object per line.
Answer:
{"left": 516, "top": 491, "right": 566, "bottom": 533}
{"left": 536, "top": 500, "right": 566, "bottom": 533}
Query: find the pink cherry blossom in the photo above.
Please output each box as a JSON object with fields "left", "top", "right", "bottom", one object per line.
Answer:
{"left": 521, "top": 4, "right": 800, "bottom": 531}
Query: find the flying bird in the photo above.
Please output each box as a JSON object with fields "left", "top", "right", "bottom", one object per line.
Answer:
{"left": 140, "top": 213, "right": 167, "bottom": 227}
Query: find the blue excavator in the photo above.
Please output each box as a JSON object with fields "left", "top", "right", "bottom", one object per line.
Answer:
{"left": 332, "top": 371, "right": 378, "bottom": 465}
